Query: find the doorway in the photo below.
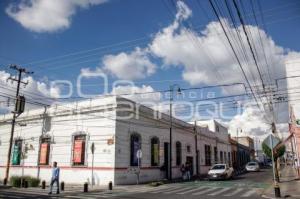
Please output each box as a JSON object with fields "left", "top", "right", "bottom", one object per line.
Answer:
{"left": 164, "top": 142, "right": 169, "bottom": 179}
{"left": 186, "top": 156, "right": 194, "bottom": 176}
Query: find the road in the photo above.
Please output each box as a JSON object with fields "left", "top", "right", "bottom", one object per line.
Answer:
{"left": 0, "top": 168, "right": 273, "bottom": 199}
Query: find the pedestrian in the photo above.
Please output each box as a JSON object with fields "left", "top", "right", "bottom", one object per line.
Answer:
{"left": 185, "top": 162, "right": 191, "bottom": 181}
{"left": 180, "top": 164, "right": 186, "bottom": 180}
{"left": 48, "top": 161, "right": 60, "bottom": 195}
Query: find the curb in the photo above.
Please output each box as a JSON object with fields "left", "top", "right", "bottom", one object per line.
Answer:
{"left": 261, "top": 194, "right": 276, "bottom": 199}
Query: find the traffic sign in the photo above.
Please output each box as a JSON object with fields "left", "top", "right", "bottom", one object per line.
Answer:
{"left": 136, "top": 149, "right": 142, "bottom": 159}
{"left": 263, "top": 134, "right": 280, "bottom": 149}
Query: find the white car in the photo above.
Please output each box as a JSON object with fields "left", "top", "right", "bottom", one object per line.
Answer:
{"left": 246, "top": 162, "right": 260, "bottom": 172}
{"left": 208, "top": 164, "right": 234, "bottom": 180}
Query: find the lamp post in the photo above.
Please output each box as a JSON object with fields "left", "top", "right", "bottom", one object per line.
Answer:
{"left": 169, "top": 84, "right": 181, "bottom": 181}
{"left": 236, "top": 128, "right": 242, "bottom": 171}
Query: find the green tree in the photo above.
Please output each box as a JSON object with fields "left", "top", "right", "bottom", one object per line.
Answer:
{"left": 262, "top": 142, "right": 285, "bottom": 181}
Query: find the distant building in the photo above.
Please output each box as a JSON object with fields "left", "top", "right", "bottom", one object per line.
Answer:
{"left": 286, "top": 58, "right": 300, "bottom": 177}
{"left": 232, "top": 136, "right": 255, "bottom": 160}
{"left": 194, "top": 120, "right": 232, "bottom": 170}
{"left": 230, "top": 136, "right": 252, "bottom": 170}
{"left": 196, "top": 119, "right": 228, "bottom": 134}
{"left": 255, "top": 150, "right": 268, "bottom": 165}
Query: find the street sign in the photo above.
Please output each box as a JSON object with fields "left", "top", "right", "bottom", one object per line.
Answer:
{"left": 90, "top": 142, "right": 95, "bottom": 154}
{"left": 263, "top": 134, "right": 280, "bottom": 149}
{"left": 136, "top": 149, "right": 142, "bottom": 159}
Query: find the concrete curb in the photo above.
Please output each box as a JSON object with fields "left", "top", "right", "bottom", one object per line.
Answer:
{"left": 0, "top": 185, "right": 12, "bottom": 189}
{"left": 261, "top": 194, "right": 276, "bottom": 199}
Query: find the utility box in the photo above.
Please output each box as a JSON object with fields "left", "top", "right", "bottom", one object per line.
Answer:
{"left": 15, "top": 96, "right": 25, "bottom": 114}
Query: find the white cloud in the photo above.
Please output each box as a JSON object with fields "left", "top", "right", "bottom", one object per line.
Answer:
{"left": 6, "top": 0, "right": 107, "bottom": 33}
{"left": 149, "top": 14, "right": 289, "bottom": 87}
{"left": 111, "top": 84, "right": 161, "bottom": 103}
{"left": 0, "top": 70, "right": 61, "bottom": 114}
{"left": 102, "top": 48, "right": 156, "bottom": 80}
{"left": 227, "top": 105, "right": 290, "bottom": 148}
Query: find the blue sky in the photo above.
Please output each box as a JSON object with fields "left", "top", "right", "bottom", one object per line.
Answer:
{"left": 0, "top": 0, "right": 299, "bottom": 88}
{"left": 0, "top": 0, "right": 300, "bottom": 136}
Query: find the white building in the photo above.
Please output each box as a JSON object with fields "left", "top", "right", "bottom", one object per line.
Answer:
{"left": 0, "top": 96, "right": 231, "bottom": 185}
{"left": 196, "top": 120, "right": 228, "bottom": 135}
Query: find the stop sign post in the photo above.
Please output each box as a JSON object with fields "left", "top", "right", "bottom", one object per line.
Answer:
{"left": 136, "top": 149, "right": 142, "bottom": 184}
{"left": 91, "top": 142, "right": 95, "bottom": 186}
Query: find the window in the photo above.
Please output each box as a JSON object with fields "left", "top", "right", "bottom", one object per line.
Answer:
{"left": 130, "top": 134, "right": 141, "bottom": 166}
{"left": 186, "top": 145, "right": 191, "bottom": 153}
{"left": 205, "top": 145, "right": 211, "bottom": 166}
{"left": 220, "top": 151, "right": 223, "bottom": 163}
{"left": 176, "top": 141, "right": 182, "bottom": 166}
{"left": 72, "top": 134, "right": 86, "bottom": 166}
{"left": 216, "top": 125, "right": 220, "bottom": 132}
{"left": 228, "top": 152, "right": 231, "bottom": 166}
{"left": 12, "top": 139, "right": 22, "bottom": 165}
{"left": 214, "top": 147, "right": 218, "bottom": 163}
{"left": 151, "top": 137, "right": 159, "bottom": 166}
{"left": 39, "top": 137, "right": 51, "bottom": 165}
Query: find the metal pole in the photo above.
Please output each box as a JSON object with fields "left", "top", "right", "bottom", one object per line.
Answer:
{"left": 270, "top": 136, "right": 276, "bottom": 182}
{"left": 194, "top": 121, "right": 199, "bottom": 177}
{"left": 169, "top": 85, "right": 173, "bottom": 181}
{"left": 137, "top": 157, "right": 140, "bottom": 185}
{"left": 237, "top": 128, "right": 239, "bottom": 170}
{"left": 92, "top": 153, "right": 94, "bottom": 187}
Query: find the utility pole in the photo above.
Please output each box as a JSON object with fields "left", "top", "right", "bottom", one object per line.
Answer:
{"left": 4, "top": 65, "right": 33, "bottom": 185}
{"left": 194, "top": 121, "right": 199, "bottom": 177}
{"left": 169, "top": 84, "right": 181, "bottom": 181}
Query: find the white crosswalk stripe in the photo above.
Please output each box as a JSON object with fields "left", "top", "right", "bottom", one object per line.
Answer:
{"left": 241, "top": 189, "right": 257, "bottom": 197}
{"left": 191, "top": 187, "right": 219, "bottom": 195}
{"left": 177, "top": 186, "right": 207, "bottom": 194}
{"left": 0, "top": 184, "right": 261, "bottom": 198}
{"left": 224, "top": 187, "right": 244, "bottom": 196}
{"left": 149, "top": 186, "right": 178, "bottom": 193}
{"left": 163, "top": 186, "right": 195, "bottom": 194}
{"left": 207, "top": 187, "right": 231, "bottom": 196}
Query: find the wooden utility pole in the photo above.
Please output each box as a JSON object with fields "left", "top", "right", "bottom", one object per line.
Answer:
{"left": 4, "top": 65, "right": 33, "bottom": 185}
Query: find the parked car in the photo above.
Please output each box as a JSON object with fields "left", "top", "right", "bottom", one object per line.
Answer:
{"left": 208, "top": 164, "right": 234, "bottom": 180}
{"left": 246, "top": 162, "right": 260, "bottom": 172}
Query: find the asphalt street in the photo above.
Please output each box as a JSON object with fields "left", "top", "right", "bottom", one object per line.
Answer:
{"left": 0, "top": 168, "right": 273, "bottom": 199}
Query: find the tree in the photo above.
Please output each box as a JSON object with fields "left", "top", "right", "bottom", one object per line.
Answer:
{"left": 262, "top": 142, "right": 285, "bottom": 182}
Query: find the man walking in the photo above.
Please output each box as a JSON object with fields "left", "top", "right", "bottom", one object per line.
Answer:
{"left": 49, "top": 161, "right": 60, "bottom": 195}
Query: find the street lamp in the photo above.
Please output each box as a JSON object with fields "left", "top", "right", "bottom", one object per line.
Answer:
{"left": 169, "top": 84, "right": 181, "bottom": 181}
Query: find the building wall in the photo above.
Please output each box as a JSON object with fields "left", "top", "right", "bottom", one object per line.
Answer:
{"left": 114, "top": 100, "right": 197, "bottom": 184}
{"left": 0, "top": 97, "right": 118, "bottom": 185}
{"left": 196, "top": 120, "right": 228, "bottom": 135}
{"left": 0, "top": 96, "right": 232, "bottom": 185}
{"left": 113, "top": 98, "right": 232, "bottom": 184}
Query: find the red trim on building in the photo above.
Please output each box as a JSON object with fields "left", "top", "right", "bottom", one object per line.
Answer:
{"left": 0, "top": 165, "right": 161, "bottom": 171}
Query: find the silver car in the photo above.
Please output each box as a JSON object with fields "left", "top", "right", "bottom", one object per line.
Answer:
{"left": 246, "top": 162, "right": 260, "bottom": 172}
{"left": 208, "top": 164, "right": 234, "bottom": 180}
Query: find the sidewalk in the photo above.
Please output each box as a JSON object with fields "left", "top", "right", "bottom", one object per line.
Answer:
{"left": 262, "top": 165, "right": 300, "bottom": 198}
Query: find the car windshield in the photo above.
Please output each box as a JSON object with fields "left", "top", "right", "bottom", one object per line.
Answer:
{"left": 211, "top": 165, "right": 225, "bottom": 170}
{"left": 248, "top": 162, "right": 257, "bottom": 166}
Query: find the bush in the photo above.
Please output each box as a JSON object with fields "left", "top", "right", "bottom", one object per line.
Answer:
{"left": 28, "top": 177, "right": 40, "bottom": 187}
{"left": 9, "top": 176, "right": 40, "bottom": 187}
{"left": 10, "top": 176, "right": 21, "bottom": 187}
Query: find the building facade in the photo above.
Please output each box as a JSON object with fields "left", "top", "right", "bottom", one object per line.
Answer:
{"left": 230, "top": 136, "right": 252, "bottom": 170}
{"left": 0, "top": 97, "right": 231, "bottom": 185}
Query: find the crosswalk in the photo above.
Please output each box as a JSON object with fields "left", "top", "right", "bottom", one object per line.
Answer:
{"left": 111, "top": 183, "right": 262, "bottom": 198}
{"left": 0, "top": 183, "right": 263, "bottom": 198}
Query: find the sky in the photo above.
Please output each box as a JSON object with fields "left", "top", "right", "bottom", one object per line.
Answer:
{"left": 1, "top": 0, "right": 300, "bottom": 141}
